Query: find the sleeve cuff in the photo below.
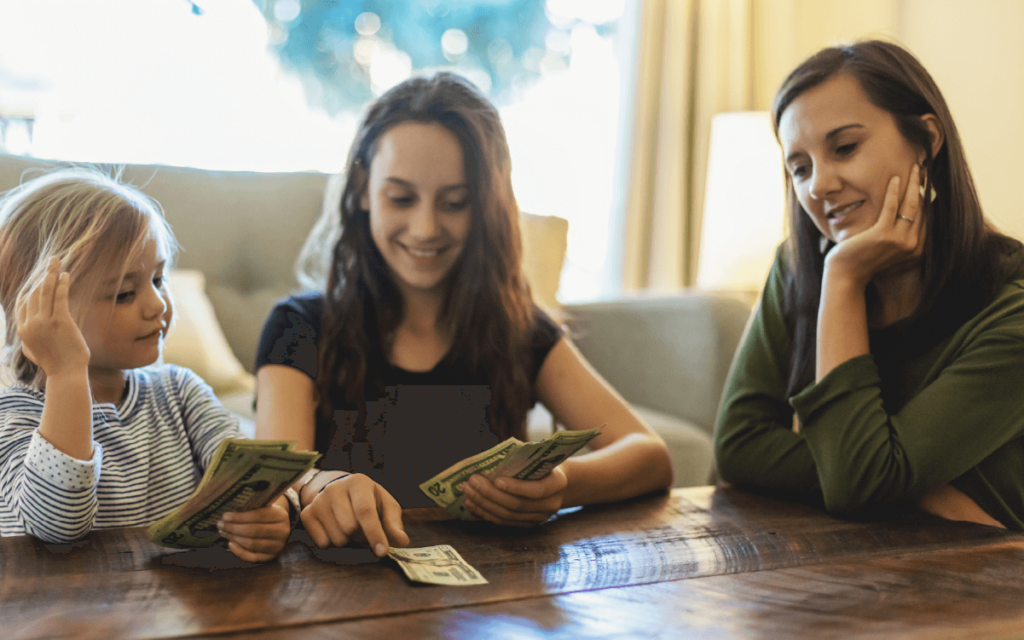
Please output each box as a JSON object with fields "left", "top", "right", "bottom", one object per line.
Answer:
{"left": 26, "top": 431, "right": 103, "bottom": 492}
{"left": 790, "top": 354, "right": 881, "bottom": 424}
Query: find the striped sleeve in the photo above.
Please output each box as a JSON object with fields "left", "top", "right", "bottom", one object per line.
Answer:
{"left": 171, "top": 367, "right": 246, "bottom": 471}
{"left": 0, "top": 395, "right": 103, "bottom": 543}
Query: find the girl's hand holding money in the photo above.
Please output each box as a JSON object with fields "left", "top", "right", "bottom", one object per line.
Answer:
{"left": 218, "top": 495, "right": 292, "bottom": 563}
{"left": 300, "top": 473, "right": 409, "bottom": 557}
{"left": 461, "top": 467, "right": 569, "bottom": 527}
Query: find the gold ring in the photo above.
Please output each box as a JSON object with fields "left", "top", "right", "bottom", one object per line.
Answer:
{"left": 896, "top": 214, "right": 915, "bottom": 223}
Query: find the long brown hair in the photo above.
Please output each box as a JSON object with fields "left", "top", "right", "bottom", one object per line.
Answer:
{"left": 772, "top": 40, "right": 1023, "bottom": 397}
{"left": 304, "top": 72, "right": 535, "bottom": 455}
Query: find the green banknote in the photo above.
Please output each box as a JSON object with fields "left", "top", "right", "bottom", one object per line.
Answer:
{"left": 418, "top": 426, "right": 602, "bottom": 520}
{"left": 388, "top": 545, "right": 488, "bottom": 585}
{"left": 147, "top": 439, "right": 320, "bottom": 549}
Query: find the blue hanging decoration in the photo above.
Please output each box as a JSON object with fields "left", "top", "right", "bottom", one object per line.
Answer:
{"left": 251, "top": 0, "right": 585, "bottom": 115}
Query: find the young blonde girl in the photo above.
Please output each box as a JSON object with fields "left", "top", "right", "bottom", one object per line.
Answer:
{"left": 256, "top": 73, "right": 673, "bottom": 558}
{"left": 0, "top": 169, "right": 291, "bottom": 561}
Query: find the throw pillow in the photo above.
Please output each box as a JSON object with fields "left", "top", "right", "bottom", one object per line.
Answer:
{"left": 164, "top": 270, "right": 255, "bottom": 397}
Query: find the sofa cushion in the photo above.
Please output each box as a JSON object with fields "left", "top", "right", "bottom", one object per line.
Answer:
{"left": 564, "top": 293, "right": 754, "bottom": 436}
{"left": 632, "top": 404, "right": 713, "bottom": 488}
{"left": 520, "top": 212, "right": 568, "bottom": 315}
{"left": 524, "top": 402, "right": 712, "bottom": 488}
{"left": 164, "top": 270, "right": 254, "bottom": 396}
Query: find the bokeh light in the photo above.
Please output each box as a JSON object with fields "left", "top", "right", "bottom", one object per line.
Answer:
{"left": 272, "top": 0, "right": 300, "bottom": 23}
{"left": 441, "top": 29, "right": 469, "bottom": 57}
{"left": 355, "top": 12, "right": 381, "bottom": 36}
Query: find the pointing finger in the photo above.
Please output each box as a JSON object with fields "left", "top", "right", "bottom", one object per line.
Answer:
{"left": 380, "top": 496, "right": 409, "bottom": 548}
{"left": 349, "top": 490, "right": 388, "bottom": 557}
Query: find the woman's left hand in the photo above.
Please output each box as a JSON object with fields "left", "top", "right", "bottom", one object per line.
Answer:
{"left": 218, "top": 496, "right": 292, "bottom": 562}
{"left": 461, "top": 467, "right": 569, "bottom": 527}
{"left": 825, "top": 163, "right": 926, "bottom": 288}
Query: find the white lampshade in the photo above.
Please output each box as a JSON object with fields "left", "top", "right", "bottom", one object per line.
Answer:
{"left": 696, "top": 111, "right": 787, "bottom": 292}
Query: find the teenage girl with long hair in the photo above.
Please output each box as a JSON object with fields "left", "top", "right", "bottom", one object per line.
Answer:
{"left": 256, "top": 73, "right": 673, "bottom": 556}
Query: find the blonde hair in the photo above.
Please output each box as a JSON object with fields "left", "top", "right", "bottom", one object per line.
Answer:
{"left": 0, "top": 167, "right": 177, "bottom": 389}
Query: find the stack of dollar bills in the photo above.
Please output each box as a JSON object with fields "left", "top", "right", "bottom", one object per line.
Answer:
{"left": 418, "top": 426, "right": 601, "bottom": 520}
{"left": 148, "top": 439, "right": 320, "bottom": 549}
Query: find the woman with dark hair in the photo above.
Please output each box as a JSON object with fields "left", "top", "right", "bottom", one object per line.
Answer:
{"left": 256, "top": 72, "right": 672, "bottom": 556}
{"left": 715, "top": 40, "right": 1024, "bottom": 530}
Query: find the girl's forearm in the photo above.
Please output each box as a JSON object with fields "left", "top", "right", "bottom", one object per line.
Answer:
{"left": 38, "top": 367, "right": 94, "bottom": 460}
{"left": 816, "top": 267, "right": 870, "bottom": 382}
{"left": 560, "top": 433, "right": 673, "bottom": 508}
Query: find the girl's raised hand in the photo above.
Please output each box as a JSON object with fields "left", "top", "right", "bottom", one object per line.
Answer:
{"left": 461, "top": 466, "right": 568, "bottom": 527}
{"left": 300, "top": 473, "right": 409, "bottom": 556}
{"left": 825, "top": 163, "right": 926, "bottom": 288}
{"left": 17, "top": 257, "right": 90, "bottom": 377}
{"left": 218, "top": 496, "right": 292, "bottom": 563}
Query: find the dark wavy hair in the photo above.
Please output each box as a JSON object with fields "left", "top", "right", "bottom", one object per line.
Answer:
{"left": 303, "top": 72, "right": 535, "bottom": 456}
{"left": 772, "top": 40, "right": 1023, "bottom": 397}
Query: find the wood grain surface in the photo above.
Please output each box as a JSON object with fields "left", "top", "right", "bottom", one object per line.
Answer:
{"left": 2, "top": 487, "right": 1021, "bottom": 639}
{"left": 187, "top": 541, "right": 1024, "bottom": 640}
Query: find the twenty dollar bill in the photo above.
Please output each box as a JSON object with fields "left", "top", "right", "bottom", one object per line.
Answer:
{"left": 419, "top": 426, "right": 602, "bottom": 520}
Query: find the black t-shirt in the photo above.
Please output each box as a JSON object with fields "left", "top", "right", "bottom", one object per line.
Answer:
{"left": 255, "top": 292, "right": 564, "bottom": 507}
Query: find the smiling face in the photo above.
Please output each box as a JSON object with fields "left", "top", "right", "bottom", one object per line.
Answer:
{"left": 778, "top": 73, "right": 927, "bottom": 245}
{"left": 361, "top": 121, "right": 472, "bottom": 298}
{"left": 78, "top": 232, "right": 173, "bottom": 379}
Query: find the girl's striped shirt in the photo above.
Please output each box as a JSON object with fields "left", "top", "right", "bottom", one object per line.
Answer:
{"left": 0, "top": 364, "right": 244, "bottom": 542}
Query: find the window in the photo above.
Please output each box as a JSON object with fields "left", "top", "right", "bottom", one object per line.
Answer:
{"left": 0, "top": 0, "right": 638, "bottom": 301}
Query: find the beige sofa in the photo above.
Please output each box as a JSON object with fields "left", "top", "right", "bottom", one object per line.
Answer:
{"left": 0, "top": 154, "right": 754, "bottom": 487}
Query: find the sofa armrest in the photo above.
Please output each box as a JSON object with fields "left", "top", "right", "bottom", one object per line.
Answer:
{"left": 562, "top": 291, "right": 754, "bottom": 437}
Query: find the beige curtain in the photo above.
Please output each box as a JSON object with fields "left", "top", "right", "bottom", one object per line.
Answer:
{"left": 621, "top": 0, "right": 769, "bottom": 291}
{"left": 620, "top": 0, "right": 904, "bottom": 292}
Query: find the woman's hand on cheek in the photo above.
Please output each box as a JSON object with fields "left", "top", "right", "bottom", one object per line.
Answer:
{"left": 218, "top": 497, "right": 292, "bottom": 563}
{"left": 299, "top": 474, "right": 409, "bottom": 557}
{"left": 462, "top": 467, "right": 568, "bottom": 527}
{"left": 825, "top": 163, "right": 926, "bottom": 287}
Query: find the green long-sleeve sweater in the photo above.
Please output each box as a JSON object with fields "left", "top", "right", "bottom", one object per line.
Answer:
{"left": 715, "top": 248, "right": 1024, "bottom": 530}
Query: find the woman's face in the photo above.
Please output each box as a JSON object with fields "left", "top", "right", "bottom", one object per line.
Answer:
{"left": 362, "top": 121, "right": 472, "bottom": 297}
{"left": 777, "top": 73, "right": 926, "bottom": 245}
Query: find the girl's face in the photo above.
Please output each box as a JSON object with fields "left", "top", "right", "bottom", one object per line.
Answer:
{"left": 777, "top": 73, "right": 926, "bottom": 245}
{"left": 361, "top": 121, "right": 472, "bottom": 297}
{"left": 79, "top": 233, "right": 173, "bottom": 376}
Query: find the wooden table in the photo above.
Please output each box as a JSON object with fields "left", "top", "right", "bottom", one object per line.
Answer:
{"left": 3, "top": 486, "right": 1024, "bottom": 639}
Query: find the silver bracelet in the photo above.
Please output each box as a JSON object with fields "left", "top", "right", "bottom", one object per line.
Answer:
{"left": 316, "top": 473, "right": 352, "bottom": 497}
{"left": 296, "top": 469, "right": 323, "bottom": 507}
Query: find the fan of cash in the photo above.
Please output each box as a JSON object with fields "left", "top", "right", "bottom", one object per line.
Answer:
{"left": 148, "top": 439, "right": 320, "bottom": 549}
{"left": 418, "top": 426, "right": 602, "bottom": 520}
